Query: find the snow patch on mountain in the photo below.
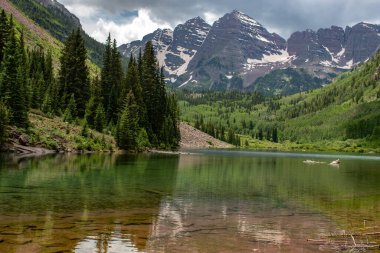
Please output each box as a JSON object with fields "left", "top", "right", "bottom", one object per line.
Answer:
{"left": 320, "top": 60, "right": 334, "bottom": 67}
{"left": 165, "top": 47, "right": 197, "bottom": 76}
{"left": 323, "top": 46, "right": 340, "bottom": 64}
{"left": 340, "top": 59, "right": 354, "bottom": 70}
{"left": 176, "top": 48, "right": 197, "bottom": 76}
{"left": 256, "top": 35, "right": 271, "bottom": 43}
{"left": 234, "top": 10, "right": 261, "bottom": 27}
{"left": 337, "top": 47, "right": 345, "bottom": 57}
{"left": 245, "top": 50, "right": 295, "bottom": 70}
{"left": 179, "top": 75, "right": 193, "bottom": 88}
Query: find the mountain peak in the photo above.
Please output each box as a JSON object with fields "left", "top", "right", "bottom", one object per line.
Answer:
{"left": 184, "top": 16, "right": 210, "bottom": 27}
{"left": 231, "top": 9, "right": 243, "bottom": 15}
{"left": 355, "top": 22, "right": 379, "bottom": 29}
{"left": 191, "top": 16, "right": 206, "bottom": 22}
{"left": 227, "top": 9, "right": 262, "bottom": 27}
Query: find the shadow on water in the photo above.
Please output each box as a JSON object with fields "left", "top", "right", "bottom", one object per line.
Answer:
{"left": 0, "top": 151, "right": 378, "bottom": 252}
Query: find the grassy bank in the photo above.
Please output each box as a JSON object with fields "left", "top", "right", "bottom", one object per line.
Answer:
{"left": 238, "top": 135, "right": 380, "bottom": 154}
{"left": 6, "top": 110, "right": 116, "bottom": 153}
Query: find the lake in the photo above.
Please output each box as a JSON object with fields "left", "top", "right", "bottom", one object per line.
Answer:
{"left": 0, "top": 150, "right": 379, "bottom": 253}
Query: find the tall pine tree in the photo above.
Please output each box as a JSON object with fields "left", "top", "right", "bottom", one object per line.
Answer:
{"left": 116, "top": 91, "right": 140, "bottom": 150}
{"left": 100, "top": 34, "right": 112, "bottom": 118}
{"left": 142, "top": 41, "right": 165, "bottom": 141}
{"left": 1, "top": 20, "right": 28, "bottom": 127}
{"left": 58, "top": 29, "right": 89, "bottom": 117}
{"left": 100, "top": 35, "right": 124, "bottom": 123}
{"left": 0, "top": 9, "right": 10, "bottom": 64}
{"left": 124, "top": 56, "right": 147, "bottom": 129}
{"left": 0, "top": 101, "right": 9, "bottom": 147}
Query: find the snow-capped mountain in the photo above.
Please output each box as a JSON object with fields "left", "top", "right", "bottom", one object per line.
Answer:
{"left": 187, "top": 10, "right": 289, "bottom": 90}
{"left": 118, "top": 10, "right": 380, "bottom": 91}
{"left": 119, "top": 17, "right": 211, "bottom": 83}
{"left": 162, "top": 17, "right": 211, "bottom": 78}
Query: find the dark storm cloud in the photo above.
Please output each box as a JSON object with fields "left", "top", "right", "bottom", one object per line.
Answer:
{"left": 60, "top": 0, "right": 380, "bottom": 39}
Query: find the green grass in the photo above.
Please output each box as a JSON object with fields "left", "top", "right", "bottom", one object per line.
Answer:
{"left": 19, "top": 111, "right": 117, "bottom": 152}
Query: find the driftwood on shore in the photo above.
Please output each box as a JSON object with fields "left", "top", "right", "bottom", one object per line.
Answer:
{"left": 303, "top": 160, "right": 326, "bottom": 164}
{"left": 6, "top": 142, "right": 55, "bottom": 155}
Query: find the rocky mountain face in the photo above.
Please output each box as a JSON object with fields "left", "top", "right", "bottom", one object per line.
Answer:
{"left": 120, "top": 17, "right": 211, "bottom": 83}
{"left": 188, "top": 10, "right": 288, "bottom": 90}
{"left": 119, "top": 10, "right": 380, "bottom": 92}
{"left": 289, "top": 23, "right": 380, "bottom": 70}
{"left": 36, "top": 0, "right": 81, "bottom": 29}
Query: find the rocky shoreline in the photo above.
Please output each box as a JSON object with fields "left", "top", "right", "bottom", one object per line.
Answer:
{"left": 179, "top": 122, "right": 233, "bottom": 149}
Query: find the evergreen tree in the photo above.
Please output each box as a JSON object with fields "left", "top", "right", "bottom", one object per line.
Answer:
{"left": 160, "top": 116, "right": 175, "bottom": 148}
{"left": 137, "top": 49, "right": 143, "bottom": 84}
{"left": 91, "top": 38, "right": 181, "bottom": 150}
{"left": 0, "top": 9, "right": 10, "bottom": 64}
{"left": 258, "top": 129, "right": 264, "bottom": 140}
{"left": 272, "top": 128, "right": 278, "bottom": 143}
{"left": 44, "top": 51, "right": 54, "bottom": 90}
{"left": 63, "top": 94, "right": 77, "bottom": 123}
{"left": 124, "top": 56, "right": 147, "bottom": 128}
{"left": 100, "top": 34, "right": 112, "bottom": 118}
{"left": 100, "top": 35, "right": 124, "bottom": 123}
{"left": 0, "top": 101, "right": 9, "bottom": 147}
{"left": 227, "top": 129, "right": 235, "bottom": 144}
{"left": 111, "top": 39, "right": 123, "bottom": 91}
{"left": 59, "top": 29, "right": 89, "bottom": 117}
{"left": 42, "top": 75, "right": 59, "bottom": 115}
{"left": 85, "top": 76, "right": 102, "bottom": 127}
{"left": 31, "top": 72, "right": 45, "bottom": 109}
{"left": 164, "top": 93, "right": 180, "bottom": 146}
{"left": 107, "top": 83, "right": 118, "bottom": 124}
{"left": 142, "top": 41, "right": 167, "bottom": 141}
{"left": 85, "top": 96, "right": 96, "bottom": 126}
{"left": 28, "top": 49, "right": 49, "bottom": 110}
{"left": 1, "top": 22, "right": 28, "bottom": 127}
{"left": 94, "top": 104, "right": 106, "bottom": 132}
{"left": 116, "top": 91, "right": 140, "bottom": 150}
{"left": 107, "top": 39, "right": 123, "bottom": 123}
{"left": 157, "top": 66, "right": 168, "bottom": 125}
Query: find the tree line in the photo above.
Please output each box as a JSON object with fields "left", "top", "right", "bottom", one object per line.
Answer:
{"left": 0, "top": 9, "right": 180, "bottom": 150}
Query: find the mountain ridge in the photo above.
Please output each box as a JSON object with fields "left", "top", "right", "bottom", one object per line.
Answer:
{"left": 119, "top": 10, "right": 380, "bottom": 93}
{"left": 8, "top": 0, "right": 105, "bottom": 66}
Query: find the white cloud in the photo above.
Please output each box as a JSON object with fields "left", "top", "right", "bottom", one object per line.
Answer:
{"left": 204, "top": 11, "right": 219, "bottom": 25}
{"left": 90, "top": 9, "right": 172, "bottom": 44}
{"left": 65, "top": 4, "right": 99, "bottom": 19}
{"left": 59, "top": 0, "right": 380, "bottom": 43}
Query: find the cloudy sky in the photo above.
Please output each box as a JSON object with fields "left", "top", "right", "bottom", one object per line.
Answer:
{"left": 59, "top": 0, "right": 380, "bottom": 45}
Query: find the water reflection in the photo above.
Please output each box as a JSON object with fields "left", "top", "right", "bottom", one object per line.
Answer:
{"left": 0, "top": 152, "right": 379, "bottom": 253}
{"left": 76, "top": 227, "right": 140, "bottom": 253}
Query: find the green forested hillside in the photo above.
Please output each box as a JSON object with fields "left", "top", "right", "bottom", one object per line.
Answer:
{"left": 8, "top": 0, "right": 104, "bottom": 66}
{"left": 0, "top": 7, "right": 180, "bottom": 152}
{"left": 249, "top": 68, "right": 332, "bottom": 96}
{"left": 179, "top": 51, "right": 380, "bottom": 152}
